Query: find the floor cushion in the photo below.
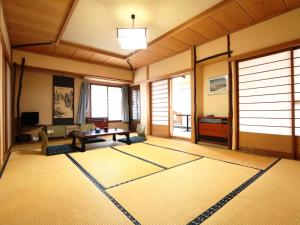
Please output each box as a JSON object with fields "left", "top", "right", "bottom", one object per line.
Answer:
{"left": 118, "top": 136, "right": 146, "bottom": 144}
{"left": 46, "top": 144, "right": 75, "bottom": 156}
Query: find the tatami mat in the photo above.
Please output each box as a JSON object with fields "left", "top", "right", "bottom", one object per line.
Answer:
{"left": 202, "top": 159, "right": 300, "bottom": 225}
{"left": 0, "top": 151, "right": 134, "bottom": 225}
{"left": 70, "top": 147, "right": 162, "bottom": 188}
{"left": 145, "top": 136, "right": 278, "bottom": 170}
{"left": 108, "top": 158, "right": 258, "bottom": 225}
{"left": 114, "top": 143, "right": 200, "bottom": 168}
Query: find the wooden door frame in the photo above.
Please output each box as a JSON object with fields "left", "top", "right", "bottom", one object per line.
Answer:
{"left": 235, "top": 46, "right": 300, "bottom": 159}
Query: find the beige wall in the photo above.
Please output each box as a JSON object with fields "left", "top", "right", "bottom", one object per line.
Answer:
{"left": 17, "top": 67, "right": 128, "bottom": 129}
{"left": 201, "top": 60, "right": 228, "bottom": 117}
{"left": 13, "top": 50, "right": 133, "bottom": 82}
{"left": 134, "top": 66, "right": 147, "bottom": 83}
{"left": 149, "top": 50, "right": 191, "bottom": 78}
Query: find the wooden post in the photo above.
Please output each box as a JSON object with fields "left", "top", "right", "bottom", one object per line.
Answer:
{"left": 11, "top": 63, "right": 17, "bottom": 143}
{"left": 227, "top": 34, "right": 233, "bottom": 150}
{"left": 191, "top": 46, "right": 197, "bottom": 143}
{"left": 16, "top": 58, "right": 25, "bottom": 138}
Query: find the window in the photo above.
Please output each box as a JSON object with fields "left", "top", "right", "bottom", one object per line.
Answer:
{"left": 91, "top": 85, "right": 122, "bottom": 121}
{"left": 131, "top": 88, "right": 140, "bottom": 120}
{"left": 238, "top": 51, "right": 292, "bottom": 135}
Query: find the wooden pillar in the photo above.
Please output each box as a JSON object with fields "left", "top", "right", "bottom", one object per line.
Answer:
{"left": 191, "top": 46, "right": 197, "bottom": 143}
{"left": 227, "top": 34, "right": 233, "bottom": 150}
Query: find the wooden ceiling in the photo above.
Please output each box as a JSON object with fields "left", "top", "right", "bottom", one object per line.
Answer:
{"left": 3, "top": 0, "right": 300, "bottom": 70}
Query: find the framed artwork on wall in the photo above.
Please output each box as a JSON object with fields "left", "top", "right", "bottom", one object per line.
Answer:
{"left": 53, "top": 75, "right": 74, "bottom": 125}
{"left": 208, "top": 75, "right": 228, "bottom": 95}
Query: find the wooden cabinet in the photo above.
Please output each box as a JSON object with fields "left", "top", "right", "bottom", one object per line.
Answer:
{"left": 198, "top": 117, "right": 228, "bottom": 144}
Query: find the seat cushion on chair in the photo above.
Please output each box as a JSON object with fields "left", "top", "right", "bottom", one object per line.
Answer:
{"left": 46, "top": 144, "right": 75, "bottom": 156}
{"left": 118, "top": 136, "right": 146, "bottom": 144}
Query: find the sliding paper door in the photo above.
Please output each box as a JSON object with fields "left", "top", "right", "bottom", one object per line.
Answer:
{"left": 238, "top": 51, "right": 292, "bottom": 155}
{"left": 151, "top": 79, "right": 169, "bottom": 137}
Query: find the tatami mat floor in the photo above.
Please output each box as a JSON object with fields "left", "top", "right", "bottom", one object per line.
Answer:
{"left": 1, "top": 136, "right": 300, "bottom": 225}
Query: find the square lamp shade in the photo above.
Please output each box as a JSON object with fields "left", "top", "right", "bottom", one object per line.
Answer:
{"left": 117, "top": 28, "right": 147, "bottom": 50}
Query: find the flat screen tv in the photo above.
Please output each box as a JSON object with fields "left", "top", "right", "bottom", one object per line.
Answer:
{"left": 22, "top": 112, "right": 39, "bottom": 126}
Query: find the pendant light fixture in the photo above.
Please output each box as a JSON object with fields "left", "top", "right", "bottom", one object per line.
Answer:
{"left": 117, "top": 14, "right": 147, "bottom": 50}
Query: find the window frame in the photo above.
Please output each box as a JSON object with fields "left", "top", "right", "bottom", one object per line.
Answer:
{"left": 90, "top": 83, "right": 123, "bottom": 122}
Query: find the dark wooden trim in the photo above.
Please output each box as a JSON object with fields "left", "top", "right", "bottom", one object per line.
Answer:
{"left": 149, "top": 82, "right": 152, "bottom": 135}
{"left": 12, "top": 42, "right": 53, "bottom": 49}
{"left": 11, "top": 63, "right": 16, "bottom": 143}
{"left": 126, "top": 59, "right": 134, "bottom": 71}
{"left": 192, "top": 46, "right": 197, "bottom": 143}
{"left": 227, "top": 34, "right": 233, "bottom": 150}
{"left": 291, "top": 49, "right": 296, "bottom": 159}
{"left": 196, "top": 51, "right": 233, "bottom": 64}
{"left": 56, "top": 0, "right": 79, "bottom": 44}
{"left": 16, "top": 58, "right": 25, "bottom": 136}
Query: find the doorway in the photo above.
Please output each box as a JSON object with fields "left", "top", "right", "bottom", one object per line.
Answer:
{"left": 170, "top": 75, "right": 191, "bottom": 139}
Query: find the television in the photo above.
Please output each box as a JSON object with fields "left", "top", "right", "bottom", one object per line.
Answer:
{"left": 21, "top": 112, "right": 39, "bottom": 126}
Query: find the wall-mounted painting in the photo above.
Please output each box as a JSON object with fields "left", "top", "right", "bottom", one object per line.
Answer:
{"left": 53, "top": 76, "right": 74, "bottom": 125}
{"left": 208, "top": 75, "right": 228, "bottom": 95}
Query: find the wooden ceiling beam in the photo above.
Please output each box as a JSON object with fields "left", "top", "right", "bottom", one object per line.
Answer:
{"left": 56, "top": 0, "right": 79, "bottom": 45}
{"left": 60, "top": 40, "right": 126, "bottom": 59}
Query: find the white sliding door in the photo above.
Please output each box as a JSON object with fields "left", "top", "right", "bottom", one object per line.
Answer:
{"left": 151, "top": 79, "right": 169, "bottom": 137}
{"left": 238, "top": 51, "right": 292, "bottom": 154}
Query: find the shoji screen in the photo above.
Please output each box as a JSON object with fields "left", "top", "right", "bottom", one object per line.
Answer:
{"left": 238, "top": 51, "right": 292, "bottom": 154}
{"left": 151, "top": 79, "right": 169, "bottom": 137}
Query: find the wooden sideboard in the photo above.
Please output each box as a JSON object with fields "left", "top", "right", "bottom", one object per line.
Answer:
{"left": 198, "top": 117, "right": 228, "bottom": 144}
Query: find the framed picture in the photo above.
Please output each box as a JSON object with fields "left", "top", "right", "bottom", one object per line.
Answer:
{"left": 208, "top": 75, "right": 228, "bottom": 95}
{"left": 53, "top": 76, "right": 74, "bottom": 125}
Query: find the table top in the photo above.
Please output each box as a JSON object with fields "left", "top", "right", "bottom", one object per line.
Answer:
{"left": 72, "top": 128, "right": 129, "bottom": 138}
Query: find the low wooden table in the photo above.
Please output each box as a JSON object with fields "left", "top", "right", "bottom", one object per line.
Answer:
{"left": 71, "top": 129, "right": 130, "bottom": 152}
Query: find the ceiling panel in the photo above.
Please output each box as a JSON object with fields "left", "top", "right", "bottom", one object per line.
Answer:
{"left": 159, "top": 37, "right": 191, "bottom": 52}
{"left": 72, "top": 49, "right": 94, "bottom": 61}
{"left": 3, "top": 0, "right": 73, "bottom": 45}
{"left": 283, "top": 0, "right": 300, "bottom": 9}
{"left": 238, "top": 0, "right": 286, "bottom": 21}
{"left": 20, "top": 44, "right": 56, "bottom": 55}
{"left": 211, "top": 2, "right": 254, "bottom": 32}
{"left": 53, "top": 45, "right": 76, "bottom": 58}
{"left": 173, "top": 28, "right": 208, "bottom": 46}
{"left": 88, "top": 53, "right": 110, "bottom": 64}
{"left": 190, "top": 17, "right": 228, "bottom": 40}
{"left": 147, "top": 43, "right": 177, "bottom": 57}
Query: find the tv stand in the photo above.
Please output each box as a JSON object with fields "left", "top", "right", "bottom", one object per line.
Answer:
{"left": 198, "top": 117, "right": 228, "bottom": 145}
